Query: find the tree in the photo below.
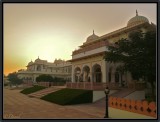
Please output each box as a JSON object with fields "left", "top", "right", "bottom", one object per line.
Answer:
{"left": 36, "top": 74, "right": 54, "bottom": 82}
{"left": 104, "top": 30, "right": 156, "bottom": 99}
{"left": 7, "top": 72, "right": 23, "bottom": 87}
{"left": 52, "top": 77, "right": 66, "bottom": 86}
{"left": 53, "top": 77, "right": 66, "bottom": 82}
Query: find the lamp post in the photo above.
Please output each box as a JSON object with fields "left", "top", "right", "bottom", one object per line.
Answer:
{"left": 104, "top": 86, "right": 110, "bottom": 118}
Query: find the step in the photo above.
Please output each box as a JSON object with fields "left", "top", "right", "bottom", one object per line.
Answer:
{"left": 28, "top": 88, "right": 63, "bottom": 98}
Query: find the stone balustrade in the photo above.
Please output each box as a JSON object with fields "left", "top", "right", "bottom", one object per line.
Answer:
{"left": 23, "top": 81, "right": 33, "bottom": 87}
{"left": 66, "top": 82, "right": 107, "bottom": 90}
{"left": 38, "top": 82, "right": 50, "bottom": 87}
{"left": 66, "top": 82, "right": 123, "bottom": 90}
{"left": 37, "top": 82, "right": 65, "bottom": 87}
{"left": 109, "top": 96, "right": 156, "bottom": 118}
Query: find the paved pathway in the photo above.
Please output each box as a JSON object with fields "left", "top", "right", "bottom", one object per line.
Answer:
{"left": 3, "top": 88, "right": 104, "bottom": 119}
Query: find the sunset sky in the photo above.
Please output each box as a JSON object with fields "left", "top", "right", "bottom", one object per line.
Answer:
{"left": 4, "top": 3, "right": 156, "bottom": 75}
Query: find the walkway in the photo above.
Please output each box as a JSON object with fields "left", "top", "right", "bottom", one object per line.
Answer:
{"left": 3, "top": 88, "right": 102, "bottom": 119}
{"left": 4, "top": 88, "right": 154, "bottom": 119}
{"left": 110, "top": 88, "right": 136, "bottom": 98}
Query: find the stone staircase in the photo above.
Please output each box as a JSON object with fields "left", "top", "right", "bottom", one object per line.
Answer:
{"left": 90, "top": 88, "right": 136, "bottom": 108}
{"left": 28, "top": 86, "right": 66, "bottom": 98}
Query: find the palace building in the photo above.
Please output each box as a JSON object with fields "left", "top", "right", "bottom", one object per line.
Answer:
{"left": 17, "top": 11, "right": 155, "bottom": 91}
{"left": 17, "top": 57, "right": 72, "bottom": 83}
{"left": 67, "top": 11, "right": 156, "bottom": 90}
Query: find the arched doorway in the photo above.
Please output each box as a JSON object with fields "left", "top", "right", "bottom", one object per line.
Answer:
{"left": 93, "top": 64, "right": 102, "bottom": 82}
{"left": 82, "top": 66, "right": 90, "bottom": 82}
{"left": 108, "top": 67, "right": 112, "bottom": 82}
{"left": 74, "top": 67, "right": 81, "bottom": 82}
{"left": 115, "top": 72, "right": 119, "bottom": 83}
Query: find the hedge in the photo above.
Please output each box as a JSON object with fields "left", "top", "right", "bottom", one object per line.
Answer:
{"left": 41, "top": 88, "right": 93, "bottom": 105}
{"left": 20, "top": 85, "right": 46, "bottom": 94}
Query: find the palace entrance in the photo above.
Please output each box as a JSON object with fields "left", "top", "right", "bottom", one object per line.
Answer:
{"left": 93, "top": 64, "right": 102, "bottom": 82}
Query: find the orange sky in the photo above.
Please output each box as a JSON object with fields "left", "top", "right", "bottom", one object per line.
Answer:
{"left": 4, "top": 3, "right": 156, "bottom": 75}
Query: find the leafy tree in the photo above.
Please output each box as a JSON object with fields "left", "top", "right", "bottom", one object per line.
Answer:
{"left": 104, "top": 30, "right": 156, "bottom": 99}
{"left": 53, "top": 77, "right": 66, "bottom": 82}
{"left": 7, "top": 72, "right": 23, "bottom": 87}
{"left": 36, "top": 74, "right": 54, "bottom": 82}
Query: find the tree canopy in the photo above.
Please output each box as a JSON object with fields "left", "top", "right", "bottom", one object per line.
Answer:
{"left": 7, "top": 72, "right": 23, "bottom": 85}
{"left": 53, "top": 77, "right": 66, "bottom": 82}
{"left": 36, "top": 74, "right": 66, "bottom": 83}
{"left": 104, "top": 30, "right": 156, "bottom": 83}
{"left": 36, "top": 74, "right": 54, "bottom": 82}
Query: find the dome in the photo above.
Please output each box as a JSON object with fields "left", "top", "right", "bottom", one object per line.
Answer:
{"left": 86, "top": 30, "right": 99, "bottom": 43}
{"left": 28, "top": 60, "right": 33, "bottom": 65}
{"left": 35, "top": 56, "right": 41, "bottom": 62}
{"left": 127, "top": 10, "right": 149, "bottom": 26}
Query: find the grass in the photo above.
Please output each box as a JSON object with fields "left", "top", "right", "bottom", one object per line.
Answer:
{"left": 41, "top": 88, "right": 93, "bottom": 105}
{"left": 20, "top": 85, "right": 46, "bottom": 94}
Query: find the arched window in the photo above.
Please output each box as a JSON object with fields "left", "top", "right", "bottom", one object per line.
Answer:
{"left": 37, "top": 65, "right": 41, "bottom": 71}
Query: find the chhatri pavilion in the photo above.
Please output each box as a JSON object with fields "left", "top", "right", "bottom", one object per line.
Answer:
{"left": 67, "top": 10, "right": 156, "bottom": 90}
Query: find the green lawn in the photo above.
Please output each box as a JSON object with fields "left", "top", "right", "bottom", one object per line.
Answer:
{"left": 20, "top": 85, "right": 46, "bottom": 94}
{"left": 41, "top": 88, "right": 93, "bottom": 105}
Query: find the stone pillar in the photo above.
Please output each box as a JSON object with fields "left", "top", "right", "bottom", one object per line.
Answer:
{"left": 71, "top": 65, "right": 75, "bottom": 83}
{"left": 32, "top": 76, "right": 34, "bottom": 82}
{"left": 77, "top": 76, "right": 79, "bottom": 88}
{"left": 102, "top": 60, "right": 107, "bottom": 83}
{"left": 126, "top": 72, "right": 132, "bottom": 88}
{"left": 35, "top": 65, "right": 37, "bottom": 71}
{"left": 106, "top": 62, "right": 110, "bottom": 83}
{"left": 90, "top": 72, "right": 93, "bottom": 89}
{"left": 93, "top": 73, "right": 96, "bottom": 82}
{"left": 83, "top": 71, "right": 86, "bottom": 82}
{"left": 33, "top": 75, "right": 37, "bottom": 83}
{"left": 126, "top": 72, "right": 132, "bottom": 83}
{"left": 89, "top": 65, "right": 93, "bottom": 89}
{"left": 90, "top": 72, "right": 93, "bottom": 82}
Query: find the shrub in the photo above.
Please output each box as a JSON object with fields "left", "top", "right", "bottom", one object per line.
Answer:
{"left": 7, "top": 72, "right": 23, "bottom": 85}
{"left": 36, "top": 74, "right": 54, "bottom": 82}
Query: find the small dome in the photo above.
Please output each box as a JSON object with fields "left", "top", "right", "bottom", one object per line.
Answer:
{"left": 86, "top": 30, "right": 99, "bottom": 43}
{"left": 35, "top": 56, "right": 41, "bottom": 62}
{"left": 28, "top": 60, "right": 33, "bottom": 65}
{"left": 127, "top": 10, "right": 149, "bottom": 26}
